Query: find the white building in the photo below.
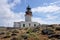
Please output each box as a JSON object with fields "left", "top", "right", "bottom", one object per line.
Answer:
{"left": 14, "top": 5, "right": 40, "bottom": 28}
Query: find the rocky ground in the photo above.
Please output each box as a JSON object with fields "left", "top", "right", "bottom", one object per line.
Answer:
{"left": 0, "top": 27, "right": 60, "bottom": 40}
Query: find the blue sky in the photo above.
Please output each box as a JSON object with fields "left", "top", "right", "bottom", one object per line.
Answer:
{"left": 0, "top": 0, "right": 60, "bottom": 27}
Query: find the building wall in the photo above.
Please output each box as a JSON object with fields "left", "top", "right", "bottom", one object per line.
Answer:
{"left": 14, "top": 21, "right": 40, "bottom": 28}
{"left": 14, "top": 22, "right": 21, "bottom": 27}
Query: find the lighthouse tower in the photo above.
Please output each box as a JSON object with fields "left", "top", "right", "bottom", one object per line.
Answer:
{"left": 14, "top": 5, "right": 40, "bottom": 28}
{"left": 25, "top": 5, "right": 32, "bottom": 22}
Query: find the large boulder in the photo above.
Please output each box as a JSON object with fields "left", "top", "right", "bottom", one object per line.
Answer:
{"left": 48, "top": 34, "right": 60, "bottom": 39}
{"left": 41, "top": 29, "right": 54, "bottom": 35}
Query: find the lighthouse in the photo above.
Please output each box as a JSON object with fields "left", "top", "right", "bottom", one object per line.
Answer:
{"left": 14, "top": 5, "right": 40, "bottom": 28}
{"left": 25, "top": 5, "right": 32, "bottom": 22}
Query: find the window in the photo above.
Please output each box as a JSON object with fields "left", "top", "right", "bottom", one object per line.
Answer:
{"left": 34, "top": 24, "right": 36, "bottom": 26}
{"left": 23, "top": 24, "right": 25, "bottom": 27}
{"left": 29, "top": 23, "right": 31, "bottom": 26}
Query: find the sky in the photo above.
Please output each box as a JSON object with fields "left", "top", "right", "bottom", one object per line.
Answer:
{"left": 0, "top": 0, "right": 60, "bottom": 27}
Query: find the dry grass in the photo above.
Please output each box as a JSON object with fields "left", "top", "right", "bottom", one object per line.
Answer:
{"left": 0, "top": 27, "right": 59, "bottom": 40}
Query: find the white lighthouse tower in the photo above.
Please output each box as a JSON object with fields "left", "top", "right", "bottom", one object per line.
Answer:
{"left": 25, "top": 5, "right": 32, "bottom": 22}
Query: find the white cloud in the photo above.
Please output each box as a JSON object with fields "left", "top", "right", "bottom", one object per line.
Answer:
{"left": 32, "top": 17, "right": 47, "bottom": 24}
{"left": 9, "top": 0, "right": 21, "bottom": 7}
{"left": 50, "top": 1, "right": 60, "bottom": 6}
{"left": 32, "top": 0, "right": 60, "bottom": 13}
{"left": 46, "top": 14, "right": 58, "bottom": 20}
{"left": 32, "top": 5, "right": 60, "bottom": 13}
{"left": 32, "top": 4, "right": 60, "bottom": 21}
{"left": 32, "top": 17, "right": 60, "bottom": 25}
{"left": 0, "top": 0, "right": 24, "bottom": 27}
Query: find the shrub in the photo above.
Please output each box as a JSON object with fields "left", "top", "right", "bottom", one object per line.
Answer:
{"left": 32, "top": 29, "right": 38, "bottom": 32}
{"left": 21, "top": 34, "right": 28, "bottom": 40}
{"left": 11, "top": 33, "right": 17, "bottom": 36}
{"left": 6, "top": 32, "right": 10, "bottom": 36}
{"left": 34, "top": 37, "right": 39, "bottom": 40}
{"left": 12, "top": 30, "right": 19, "bottom": 33}
{"left": 26, "top": 28, "right": 33, "bottom": 34}
{"left": 0, "top": 32, "right": 5, "bottom": 35}
{"left": 24, "top": 27, "right": 28, "bottom": 30}
{"left": 11, "top": 37, "right": 18, "bottom": 40}
{"left": 55, "top": 27, "right": 60, "bottom": 31}
{"left": 3, "top": 36, "right": 10, "bottom": 38}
